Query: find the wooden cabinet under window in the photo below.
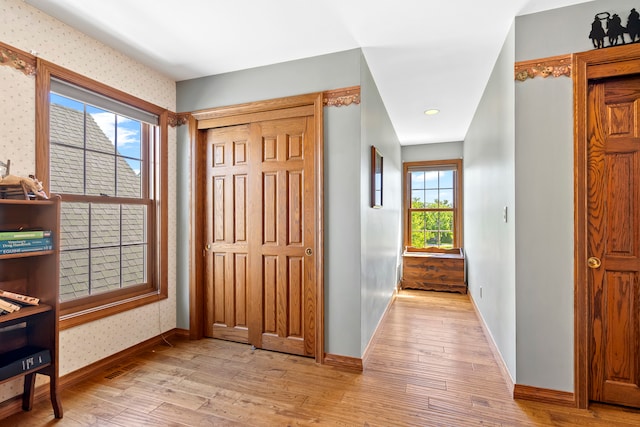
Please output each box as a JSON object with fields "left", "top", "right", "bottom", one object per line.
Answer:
{"left": 0, "top": 197, "right": 62, "bottom": 419}
{"left": 401, "top": 247, "right": 466, "bottom": 294}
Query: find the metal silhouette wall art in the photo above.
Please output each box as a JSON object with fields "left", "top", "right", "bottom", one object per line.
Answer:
{"left": 590, "top": 9, "right": 640, "bottom": 49}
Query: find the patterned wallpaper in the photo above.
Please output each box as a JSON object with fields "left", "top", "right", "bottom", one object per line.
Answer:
{"left": 0, "top": 66, "right": 35, "bottom": 177}
{"left": 0, "top": 0, "right": 178, "bottom": 402}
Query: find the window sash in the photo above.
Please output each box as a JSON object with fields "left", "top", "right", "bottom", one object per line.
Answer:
{"left": 403, "top": 160, "right": 462, "bottom": 249}
{"left": 36, "top": 59, "right": 168, "bottom": 329}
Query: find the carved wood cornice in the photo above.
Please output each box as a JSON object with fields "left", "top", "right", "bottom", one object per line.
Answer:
{"left": 323, "top": 86, "right": 360, "bottom": 107}
{"left": 514, "top": 54, "right": 573, "bottom": 82}
{"left": 168, "top": 112, "right": 190, "bottom": 127}
{"left": 0, "top": 41, "right": 36, "bottom": 76}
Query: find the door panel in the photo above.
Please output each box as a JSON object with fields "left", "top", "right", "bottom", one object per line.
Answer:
{"left": 204, "top": 125, "right": 251, "bottom": 343}
{"left": 588, "top": 76, "right": 640, "bottom": 408}
{"left": 250, "top": 116, "right": 316, "bottom": 357}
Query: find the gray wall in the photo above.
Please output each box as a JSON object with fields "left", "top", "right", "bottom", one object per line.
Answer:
{"left": 177, "top": 49, "right": 361, "bottom": 112}
{"left": 176, "top": 49, "right": 400, "bottom": 358}
{"left": 515, "top": 77, "right": 574, "bottom": 391}
{"left": 464, "top": 24, "right": 517, "bottom": 380}
{"left": 401, "top": 141, "right": 463, "bottom": 163}
{"left": 512, "top": 0, "right": 632, "bottom": 392}
{"left": 359, "top": 53, "right": 402, "bottom": 354}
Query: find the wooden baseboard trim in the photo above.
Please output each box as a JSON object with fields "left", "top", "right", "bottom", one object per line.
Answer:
{"left": 514, "top": 384, "right": 575, "bottom": 407}
{"left": 323, "top": 353, "right": 363, "bottom": 372}
{"left": 362, "top": 288, "right": 397, "bottom": 369}
{"left": 468, "top": 293, "right": 515, "bottom": 394}
{"left": 0, "top": 328, "right": 185, "bottom": 421}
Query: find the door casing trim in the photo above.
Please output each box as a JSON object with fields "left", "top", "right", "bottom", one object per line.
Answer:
{"left": 574, "top": 43, "right": 640, "bottom": 409}
{"left": 188, "top": 92, "right": 325, "bottom": 363}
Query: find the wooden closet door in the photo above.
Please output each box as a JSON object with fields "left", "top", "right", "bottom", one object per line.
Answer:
{"left": 588, "top": 75, "right": 640, "bottom": 408}
{"left": 204, "top": 125, "right": 251, "bottom": 343}
{"left": 248, "top": 116, "right": 317, "bottom": 357}
{"left": 203, "top": 113, "right": 317, "bottom": 358}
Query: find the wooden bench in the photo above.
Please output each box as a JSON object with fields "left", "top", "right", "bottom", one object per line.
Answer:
{"left": 401, "top": 247, "right": 466, "bottom": 294}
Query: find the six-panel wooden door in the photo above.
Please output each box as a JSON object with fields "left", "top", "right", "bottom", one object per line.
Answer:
{"left": 204, "top": 112, "right": 317, "bottom": 357}
{"left": 588, "top": 74, "right": 640, "bottom": 408}
{"left": 204, "top": 124, "right": 251, "bottom": 343}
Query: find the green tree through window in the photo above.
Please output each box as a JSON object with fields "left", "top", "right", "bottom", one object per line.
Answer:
{"left": 404, "top": 160, "right": 462, "bottom": 249}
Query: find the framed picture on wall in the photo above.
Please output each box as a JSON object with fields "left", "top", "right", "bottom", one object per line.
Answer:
{"left": 371, "top": 146, "right": 383, "bottom": 208}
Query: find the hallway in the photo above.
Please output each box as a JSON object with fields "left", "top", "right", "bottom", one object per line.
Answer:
{"left": 4, "top": 290, "right": 640, "bottom": 426}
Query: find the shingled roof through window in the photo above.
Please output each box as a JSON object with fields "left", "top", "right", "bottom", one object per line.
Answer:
{"left": 49, "top": 103, "right": 146, "bottom": 302}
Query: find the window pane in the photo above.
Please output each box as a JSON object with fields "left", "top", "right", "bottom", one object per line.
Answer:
{"left": 60, "top": 202, "right": 89, "bottom": 250}
{"left": 425, "top": 190, "right": 438, "bottom": 207}
{"left": 440, "top": 211, "right": 454, "bottom": 232}
{"left": 425, "top": 171, "right": 438, "bottom": 189}
{"left": 117, "top": 158, "right": 141, "bottom": 198}
{"left": 411, "top": 231, "right": 424, "bottom": 248}
{"left": 50, "top": 96, "right": 84, "bottom": 148}
{"left": 410, "top": 211, "right": 427, "bottom": 248}
{"left": 426, "top": 231, "right": 438, "bottom": 246}
{"left": 91, "top": 204, "right": 120, "bottom": 247}
{"left": 60, "top": 250, "right": 89, "bottom": 302}
{"left": 116, "top": 117, "right": 141, "bottom": 160}
{"left": 122, "top": 244, "right": 146, "bottom": 287}
{"left": 424, "top": 211, "right": 438, "bottom": 232}
{"left": 410, "top": 172, "right": 424, "bottom": 189}
{"left": 439, "top": 170, "right": 454, "bottom": 188}
{"left": 411, "top": 190, "right": 424, "bottom": 207}
{"left": 50, "top": 144, "right": 84, "bottom": 194}
{"left": 439, "top": 189, "right": 454, "bottom": 208}
{"left": 122, "top": 205, "right": 146, "bottom": 245}
{"left": 86, "top": 151, "right": 115, "bottom": 196}
{"left": 86, "top": 106, "right": 115, "bottom": 153}
{"left": 91, "top": 247, "right": 121, "bottom": 295}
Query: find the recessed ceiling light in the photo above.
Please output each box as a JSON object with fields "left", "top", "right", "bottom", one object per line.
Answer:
{"left": 424, "top": 109, "right": 440, "bottom": 115}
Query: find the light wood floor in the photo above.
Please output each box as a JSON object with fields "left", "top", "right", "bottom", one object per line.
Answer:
{"left": 4, "top": 290, "right": 640, "bottom": 426}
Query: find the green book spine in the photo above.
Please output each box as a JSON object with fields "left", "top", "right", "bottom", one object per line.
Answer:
{"left": 0, "top": 230, "right": 51, "bottom": 241}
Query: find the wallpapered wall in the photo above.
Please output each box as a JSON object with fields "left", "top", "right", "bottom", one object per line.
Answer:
{"left": 0, "top": 0, "right": 177, "bottom": 401}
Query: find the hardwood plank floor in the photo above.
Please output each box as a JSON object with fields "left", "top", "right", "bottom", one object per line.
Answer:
{"left": 4, "top": 290, "right": 640, "bottom": 426}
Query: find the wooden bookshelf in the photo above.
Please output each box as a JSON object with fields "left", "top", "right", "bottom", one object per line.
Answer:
{"left": 0, "top": 196, "right": 62, "bottom": 418}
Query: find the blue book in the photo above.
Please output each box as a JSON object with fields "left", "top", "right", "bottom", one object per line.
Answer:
{"left": 0, "top": 240, "right": 53, "bottom": 255}
{"left": 0, "top": 237, "right": 52, "bottom": 249}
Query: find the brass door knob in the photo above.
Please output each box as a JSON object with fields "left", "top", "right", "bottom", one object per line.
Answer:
{"left": 587, "top": 257, "right": 601, "bottom": 269}
{"left": 305, "top": 248, "right": 313, "bottom": 256}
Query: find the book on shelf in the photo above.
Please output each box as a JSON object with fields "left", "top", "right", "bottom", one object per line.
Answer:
{"left": 0, "top": 240, "right": 53, "bottom": 255}
{"left": 0, "top": 230, "right": 52, "bottom": 241}
{"left": 0, "top": 346, "right": 51, "bottom": 381}
{"left": 0, "top": 289, "right": 39, "bottom": 306}
{"left": 0, "top": 298, "right": 21, "bottom": 313}
{"left": 0, "top": 237, "right": 52, "bottom": 250}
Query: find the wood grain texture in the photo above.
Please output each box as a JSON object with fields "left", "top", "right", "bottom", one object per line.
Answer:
{"left": 402, "top": 248, "right": 466, "bottom": 293}
{"left": 587, "top": 74, "right": 640, "bottom": 408}
{"left": 574, "top": 43, "right": 640, "bottom": 410}
{"left": 196, "top": 94, "right": 323, "bottom": 361}
{"left": 514, "top": 384, "right": 575, "bottom": 406}
{"left": 5, "top": 291, "right": 640, "bottom": 426}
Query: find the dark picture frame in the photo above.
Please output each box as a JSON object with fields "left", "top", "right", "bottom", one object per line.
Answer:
{"left": 371, "top": 146, "right": 383, "bottom": 208}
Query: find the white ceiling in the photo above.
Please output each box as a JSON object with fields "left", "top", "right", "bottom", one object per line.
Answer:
{"left": 26, "top": 0, "right": 591, "bottom": 145}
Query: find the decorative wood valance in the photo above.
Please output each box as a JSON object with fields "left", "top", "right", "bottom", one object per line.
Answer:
{"left": 0, "top": 41, "right": 36, "bottom": 76}
{"left": 515, "top": 54, "right": 572, "bottom": 82}
{"left": 323, "top": 86, "right": 360, "bottom": 107}
{"left": 168, "top": 112, "right": 190, "bottom": 127}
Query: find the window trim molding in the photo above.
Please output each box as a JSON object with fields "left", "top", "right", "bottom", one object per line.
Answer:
{"left": 403, "top": 159, "right": 463, "bottom": 249}
{"left": 36, "top": 59, "right": 168, "bottom": 329}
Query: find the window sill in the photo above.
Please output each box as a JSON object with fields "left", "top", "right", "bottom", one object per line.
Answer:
{"left": 59, "top": 290, "right": 168, "bottom": 330}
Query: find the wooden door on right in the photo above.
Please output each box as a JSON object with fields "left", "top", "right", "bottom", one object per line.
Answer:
{"left": 588, "top": 74, "right": 640, "bottom": 408}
